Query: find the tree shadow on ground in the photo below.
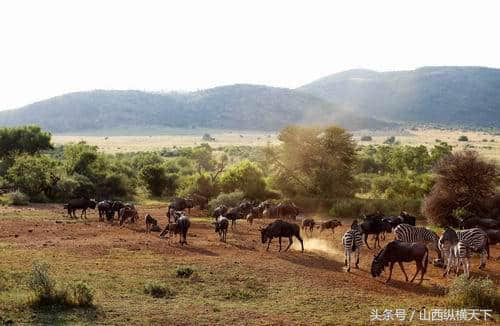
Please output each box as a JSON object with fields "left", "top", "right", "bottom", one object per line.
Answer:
{"left": 276, "top": 251, "right": 344, "bottom": 272}
{"left": 30, "top": 305, "right": 100, "bottom": 325}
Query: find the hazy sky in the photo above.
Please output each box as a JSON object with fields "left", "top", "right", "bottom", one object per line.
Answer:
{"left": 1, "top": 0, "right": 499, "bottom": 110}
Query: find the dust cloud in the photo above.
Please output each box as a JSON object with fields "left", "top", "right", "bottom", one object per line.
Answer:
{"left": 291, "top": 237, "right": 342, "bottom": 257}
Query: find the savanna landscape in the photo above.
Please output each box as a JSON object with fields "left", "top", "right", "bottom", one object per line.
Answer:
{"left": 2, "top": 2, "right": 500, "bottom": 325}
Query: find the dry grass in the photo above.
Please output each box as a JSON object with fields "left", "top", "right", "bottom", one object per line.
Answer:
{"left": 0, "top": 204, "right": 499, "bottom": 324}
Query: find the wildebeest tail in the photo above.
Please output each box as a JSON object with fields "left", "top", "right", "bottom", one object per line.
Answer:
{"left": 423, "top": 247, "right": 429, "bottom": 275}
{"left": 351, "top": 238, "right": 357, "bottom": 252}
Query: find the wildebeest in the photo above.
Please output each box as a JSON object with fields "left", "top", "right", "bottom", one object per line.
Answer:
{"left": 440, "top": 227, "right": 470, "bottom": 278}
{"left": 260, "top": 201, "right": 279, "bottom": 218}
{"left": 188, "top": 194, "right": 208, "bottom": 210}
{"left": 176, "top": 214, "right": 191, "bottom": 245}
{"left": 360, "top": 214, "right": 392, "bottom": 250}
{"left": 260, "top": 220, "right": 304, "bottom": 252}
{"left": 119, "top": 206, "right": 139, "bottom": 226}
{"left": 371, "top": 240, "right": 428, "bottom": 284}
{"left": 214, "top": 216, "right": 229, "bottom": 242}
{"left": 399, "top": 211, "right": 416, "bottom": 226}
{"left": 167, "top": 197, "right": 193, "bottom": 223}
{"left": 459, "top": 217, "right": 500, "bottom": 230}
{"left": 319, "top": 219, "right": 342, "bottom": 236}
{"left": 382, "top": 216, "right": 403, "bottom": 230}
{"left": 144, "top": 214, "right": 158, "bottom": 233}
{"left": 225, "top": 206, "right": 245, "bottom": 228}
{"left": 301, "top": 218, "right": 316, "bottom": 236}
{"left": 64, "top": 198, "right": 97, "bottom": 219}
{"left": 277, "top": 202, "right": 299, "bottom": 220}
{"left": 97, "top": 200, "right": 114, "bottom": 221}
{"left": 160, "top": 222, "right": 178, "bottom": 240}
{"left": 212, "top": 205, "right": 228, "bottom": 219}
{"left": 486, "top": 229, "right": 500, "bottom": 245}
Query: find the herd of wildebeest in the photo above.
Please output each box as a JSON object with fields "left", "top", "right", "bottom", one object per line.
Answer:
{"left": 63, "top": 197, "right": 500, "bottom": 284}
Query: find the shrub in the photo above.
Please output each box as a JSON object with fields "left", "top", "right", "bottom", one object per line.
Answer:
{"left": 208, "top": 191, "right": 245, "bottom": 213}
{"left": 330, "top": 198, "right": 421, "bottom": 219}
{"left": 68, "top": 281, "right": 94, "bottom": 306}
{"left": 458, "top": 135, "right": 468, "bottom": 141}
{"left": 360, "top": 135, "right": 372, "bottom": 141}
{"left": 6, "top": 191, "right": 29, "bottom": 205}
{"left": 447, "top": 275, "right": 500, "bottom": 312}
{"left": 175, "top": 266, "right": 194, "bottom": 278}
{"left": 482, "top": 138, "right": 488, "bottom": 142}
{"left": 28, "top": 261, "right": 55, "bottom": 300}
{"left": 139, "top": 164, "right": 172, "bottom": 197}
{"left": 144, "top": 280, "right": 174, "bottom": 298}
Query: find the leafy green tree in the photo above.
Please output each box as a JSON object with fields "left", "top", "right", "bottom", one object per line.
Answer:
{"left": 63, "top": 142, "right": 98, "bottom": 177}
{"left": 6, "top": 154, "right": 59, "bottom": 199}
{"left": 139, "top": 164, "right": 171, "bottom": 196}
{"left": 430, "top": 142, "right": 453, "bottom": 165}
{"left": 0, "top": 125, "right": 52, "bottom": 158}
{"left": 219, "top": 160, "right": 267, "bottom": 199}
{"left": 268, "top": 125, "right": 357, "bottom": 198}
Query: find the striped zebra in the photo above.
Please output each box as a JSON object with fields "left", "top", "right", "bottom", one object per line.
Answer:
{"left": 394, "top": 224, "right": 442, "bottom": 260}
{"left": 439, "top": 227, "right": 489, "bottom": 269}
{"left": 445, "top": 241, "right": 470, "bottom": 278}
{"left": 342, "top": 223, "right": 363, "bottom": 272}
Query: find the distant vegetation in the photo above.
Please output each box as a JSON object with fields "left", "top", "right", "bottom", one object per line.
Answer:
{"left": 1, "top": 124, "right": 496, "bottom": 221}
{"left": 458, "top": 135, "right": 469, "bottom": 141}
{"left": 299, "top": 66, "right": 500, "bottom": 128}
{"left": 0, "top": 85, "right": 393, "bottom": 133}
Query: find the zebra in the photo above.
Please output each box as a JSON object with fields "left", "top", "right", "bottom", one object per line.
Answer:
{"left": 342, "top": 221, "right": 363, "bottom": 272}
{"left": 439, "top": 227, "right": 489, "bottom": 270}
{"left": 394, "top": 224, "right": 442, "bottom": 260}
{"left": 440, "top": 227, "right": 470, "bottom": 277}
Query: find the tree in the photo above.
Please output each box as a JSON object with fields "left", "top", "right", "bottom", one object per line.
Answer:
{"left": 63, "top": 142, "right": 98, "bottom": 177}
{"left": 0, "top": 125, "right": 52, "bottom": 158}
{"left": 6, "top": 154, "right": 59, "bottom": 199}
{"left": 139, "top": 164, "right": 171, "bottom": 197}
{"left": 219, "top": 160, "right": 267, "bottom": 199}
{"left": 422, "top": 151, "right": 498, "bottom": 226}
{"left": 268, "top": 125, "right": 357, "bottom": 199}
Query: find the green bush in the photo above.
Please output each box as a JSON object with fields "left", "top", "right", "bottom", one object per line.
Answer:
{"left": 458, "top": 135, "right": 468, "bottom": 141}
{"left": 330, "top": 198, "right": 421, "bottom": 219}
{"left": 447, "top": 276, "right": 500, "bottom": 312}
{"left": 144, "top": 280, "right": 174, "bottom": 298}
{"left": 68, "top": 281, "right": 94, "bottom": 306}
{"left": 28, "top": 261, "right": 56, "bottom": 300}
{"left": 208, "top": 191, "right": 245, "bottom": 213}
{"left": 175, "top": 266, "right": 194, "bottom": 278}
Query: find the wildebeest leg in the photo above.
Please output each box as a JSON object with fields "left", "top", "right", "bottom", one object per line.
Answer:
{"left": 266, "top": 238, "right": 272, "bottom": 251}
{"left": 364, "top": 233, "right": 372, "bottom": 250}
{"left": 278, "top": 237, "right": 282, "bottom": 252}
{"left": 386, "top": 262, "right": 395, "bottom": 282}
{"left": 410, "top": 261, "right": 421, "bottom": 283}
{"left": 298, "top": 235, "right": 304, "bottom": 253}
{"left": 284, "top": 236, "right": 293, "bottom": 252}
{"left": 398, "top": 262, "right": 409, "bottom": 282}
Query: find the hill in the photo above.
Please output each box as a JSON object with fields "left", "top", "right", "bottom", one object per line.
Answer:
{"left": 298, "top": 66, "right": 500, "bottom": 128}
{"left": 0, "top": 85, "right": 393, "bottom": 133}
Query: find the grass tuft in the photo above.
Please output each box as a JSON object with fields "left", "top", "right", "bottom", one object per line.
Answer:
{"left": 144, "top": 281, "right": 175, "bottom": 299}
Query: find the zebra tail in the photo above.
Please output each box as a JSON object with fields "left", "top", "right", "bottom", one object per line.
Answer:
{"left": 351, "top": 239, "right": 357, "bottom": 252}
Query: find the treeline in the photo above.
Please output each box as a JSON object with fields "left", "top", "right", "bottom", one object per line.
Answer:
{"left": 1, "top": 125, "right": 489, "bottom": 224}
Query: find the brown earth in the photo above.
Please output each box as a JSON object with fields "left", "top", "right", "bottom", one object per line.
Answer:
{"left": 0, "top": 204, "right": 498, "bottom": 325}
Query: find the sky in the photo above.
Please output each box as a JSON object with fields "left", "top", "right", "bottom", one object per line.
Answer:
{"left": 0, "top": 0, "right": 499, "bottom": 110}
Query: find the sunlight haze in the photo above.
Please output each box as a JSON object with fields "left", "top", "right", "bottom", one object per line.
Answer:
{"left": 1, "top": 0, "right": 499, "bottom": 110}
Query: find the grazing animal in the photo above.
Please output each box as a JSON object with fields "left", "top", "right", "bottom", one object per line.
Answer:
{"left": 277, "top": 202, "right": 299, "bottom": 220}
{"left": 360, "top": 216, "right": 392, "bottom": 250}
{"left": 319, "top": 219, "right": 342, "bottom": 236}
{"left": 440, "top": 227, "right": 470, "bottom": 278}
{"left": 167, "top": 197, "right": 193, "bottom": 223}
{"left": 260, "top": 220, "right": 304, "bottom": 252}
{"left": 212, "top": 205, "right": 228, "bottom": 219}
{"left": 459, "top": 217, "right": 500, "bottom": 230}
{"left": 160, "top": 222, "right": 179, "bottom": 240}
{"left": 485, "top": 229, "right": 500, "bottom": 246}
{"left": 394, "top": 224, "right": 442, "bottom": 260}
{"left": 371, "top": 240, "right": 428, "bottom": 284}
{"left": 382, "top": 216, "right": 403, "bottom": 230}
{"left": 301, "top": 219, "right": 316, "bottom": 236}
{"left": 260, "top": 201, "right": 279, "bottom": 218}
{"left": 97, "top": 200, "right": 114, "bottom": 221}
{"left": 176, "top": 214, "right": 191, "bottom": 245}
{"left": 342, "top": 221, "right": 363, "bottom": 272}
{"left": 144, "top": 214, "right": 158, "bottom": 233}
{"left": 246, "top": 213, "right": 254, "bottom": 225}
{"left": 119, "top": 206, "right": 139, "bottom": 226}
{"left": 456, "top": 228, "right": 489, "bottom": 269}
{"left": 225, "top": 206, "right": 245, "bottom": 228}
{"left": 64, "top": 198, "right": 96, "bottom": 219}
{"left": 214, "top": 216, "right": 229, "bottom": 242}
{"left": 399, "top": 211, "right": 416, "bottom": 226}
